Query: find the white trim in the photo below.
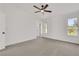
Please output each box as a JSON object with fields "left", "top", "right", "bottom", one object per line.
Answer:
{"left": 0, "top": 46, "right": 5, "bottom": 50}
{"left": 6, "top": 37, "right": 37, "bottom": 46}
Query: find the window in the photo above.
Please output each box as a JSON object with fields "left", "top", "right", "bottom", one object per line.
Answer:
{"left": 67, "top": 18, "right": 78, "bottom": 36}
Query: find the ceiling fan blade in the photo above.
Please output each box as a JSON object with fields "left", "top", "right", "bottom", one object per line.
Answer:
{"left": 41, "top": 5, "right": 44, "bottom": 10}
{"left": 35, "top": 11, "right": 41, "bottom": 13}
{"left": 44, "top": 10, "right": 52, "bottom": 13}
{"left": 43, "top": 4, "right": 48, "bottom": 9}
{"left": 33, "top": 5, "right": 41, "bottom": 10}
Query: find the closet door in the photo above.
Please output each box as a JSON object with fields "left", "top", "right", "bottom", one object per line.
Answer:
{"left": 0, "top": 12, "right": 6, "bottom": 50}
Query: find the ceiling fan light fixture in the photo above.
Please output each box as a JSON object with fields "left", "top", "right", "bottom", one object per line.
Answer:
{"left": 33, "top": 4, "right": 52, "bottom": 13}
{"left": 41, "top": 10, "right": 44, "bottom": 13}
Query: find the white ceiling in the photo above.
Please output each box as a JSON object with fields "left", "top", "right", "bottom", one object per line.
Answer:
{"left": 51, "top": 3, "right": 79, "bottom": 15}
{"left": 0, "top": 3, "right": 79, "bottom": 16}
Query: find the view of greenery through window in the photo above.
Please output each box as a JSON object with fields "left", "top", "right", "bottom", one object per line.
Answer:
{"left": 67, "top": 18, "right": 78, "bottom": 36}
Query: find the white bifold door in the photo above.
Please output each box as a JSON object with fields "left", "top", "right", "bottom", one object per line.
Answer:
{"left": 0, "top": 12, "right": 6, "bottom": 50}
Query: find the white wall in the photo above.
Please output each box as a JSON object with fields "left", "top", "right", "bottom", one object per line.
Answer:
{"left": 47, "top": 11, "right": 79, "bottom": 44}
{"left": 0, "top": 11, "right": 6, "bottom": 49}
{"left": 1, "top": 3, "right": 79, "bottom": 46}
{"left": 0, "top": 3, "right": 39, "bottom": 46}
{"left": 43, "top": 3, "right": 79, "bottom": 44}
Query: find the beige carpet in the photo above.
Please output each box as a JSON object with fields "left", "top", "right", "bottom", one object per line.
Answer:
{"left": 0, "top": 38, "right": 79, "bottom": 56}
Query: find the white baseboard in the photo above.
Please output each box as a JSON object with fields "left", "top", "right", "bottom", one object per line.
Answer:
{"left": 0, "top": 46, "right": 5, "bottom": 50}
{"left": 42, "top": 36, "right": 79, "bottom": 45}
{"left": 6, "top": 37, "right": 37, "bottom": 46}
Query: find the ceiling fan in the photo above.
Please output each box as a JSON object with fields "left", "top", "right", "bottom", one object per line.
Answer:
{"left": 33, "top": 4, "right": 52, "bottom": 14}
